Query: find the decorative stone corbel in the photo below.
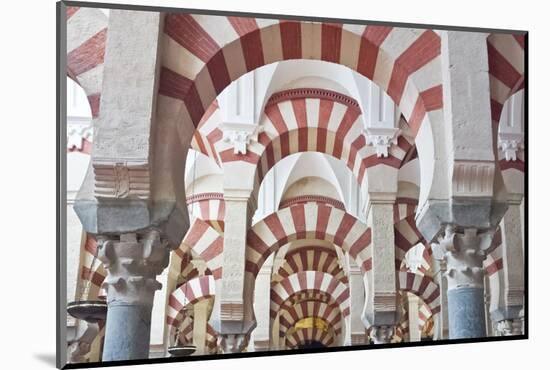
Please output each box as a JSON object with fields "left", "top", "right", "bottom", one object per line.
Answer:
{"left": 221, "top": 122, "right": 264, "bottom": 155}
{"left": 498, "top": 132, "right": 524, "bottom": 162}
{"left": 364, "top": 127, "right": 401, "bottom": 158}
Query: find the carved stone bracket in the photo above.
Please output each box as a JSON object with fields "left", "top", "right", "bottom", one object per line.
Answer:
{"left": 221, "top": 122, "right": 263, "bottom": 155}
{"left": 97, "top": 230, "right": 169, "bottom": 306}
{"left": 451, "top": 160, "right": 495, "bottom": 198}
{"left": 498, "top": 132, "right": 524, "bottom": 162}
{"left": 432, "top": 225, "right": 494, "bottom": 290}
{"left": 364, "top": 127, "right": 401, "bottom": 158}
{"left": 369, "top": 325, "right": 395, "bottom": 344}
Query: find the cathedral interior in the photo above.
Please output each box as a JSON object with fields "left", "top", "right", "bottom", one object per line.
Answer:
{"left": 64, "top": 5, "right": 526, "bottom": 364}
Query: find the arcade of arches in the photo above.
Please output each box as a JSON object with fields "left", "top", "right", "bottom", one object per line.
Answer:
{"left": 64, "top": 6, "right": 526, "bottom": 363}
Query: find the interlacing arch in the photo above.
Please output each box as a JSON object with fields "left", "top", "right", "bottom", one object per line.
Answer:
{"left": 186, "top": 192, "right": 226, "bottom": 232}
{"left": 78, "top": 235, "right": 106, "bottom": 300}
{"left": 66, "top": 6, "right": 108, "bottom": 119}
{"left": 286, "top": 327, "right": 335, "bottom": 349}
{"left": 177, "top": 217, "right": 224, "bottom": 279}
{"left": 192, "top": 91, "right": 417, "bottom": 200}
{"left": 270, "top": 271, "right": 350, "bottom": 319}
{"left": 166, "top": 275, "right": 216, "bottom": 339}
{"left": 397, "top": 271, "right": 441, "bottom": 315}
{"left": 278, "top": 300, "right": 343, "bottom": 338}
{"left": 487, "top": 34, "right": 525, "bottom": 131}
{"left": 159, "top": 16, "right": 443, "bottom": 132}
{"left": 246, "top": 202, "right": 372, "bottom": 278}
{"left": 273, "top": 246, "right": 348, "bottom": 285}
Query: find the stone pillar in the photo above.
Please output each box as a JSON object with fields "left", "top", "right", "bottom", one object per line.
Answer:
{"left": 490, "top": 197, "right": 525, "bottom": 334}
{"left": 349, "top": 260, "right": 367, "bottom": 345}
{"left": 218, "top": 190, "right": 256, "bottom": 352}
{"left": 366, "top": 200, "right": 397, "bottom": 343}
{"left": 97, "top": 230, "right": 169, "bottom": 361}
{"left": 432, "top": 259, "right": 448, "bottom": 339}
{"left": 433, "top": 225, "right": 494, "bottom": 339}
{"left": 407, "top": 293, "right": 421, "bottom": 342}
{"left": 252, "top": 263, "right": 273, "bottom": 351}
{"left": 192, "top": 300, "right": 209, "bottom": 355}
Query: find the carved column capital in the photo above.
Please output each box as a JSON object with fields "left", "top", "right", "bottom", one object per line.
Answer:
{"left": 494, "top": 319, "right": 523, "bottom": 336}
{"left": 364, "top": 127, "right": 401, "bottom": 158}
{"left": 97, "top": 229, "right": 169, "bottom": 306}
{"left": 432, "top": 225, "right": 494, "bottom": 290}
{"left": 217, "top": 333, "right": 250, "bottom": 353}
{"left": 498, "top": 132, "right": 524, "bottom": 162}
{"left": 221, "top": 122, "right": 263, "bottom": 155}
{"left": 369, "top": 325, "right": 395, "bottom": 344}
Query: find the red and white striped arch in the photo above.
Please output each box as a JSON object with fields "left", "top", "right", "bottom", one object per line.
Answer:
{"left": 394, "top": 215, "right": 426, "bottom": 267}
{"left": 487, "top": 33, "right": 525, "bottom": 131}
{"left": 66, "top": 6, "right": 107, "bottom": 119}
{"left": 160, "top": 16, "right": 443, "bottom": 135}
{"left": 78, "top": 234, "right": 106, "bottom": 300}
{"left": 178, "top": 218, "right": 224, "bottom": 279}
{"left": 166, "top": 275, "right": 216, "bottom": 335}
{"left": 397, "top": 271, "right": 440, "bottom": 314}
{"left": 194, "top": 91, "right": 416, "bottom": 200}
{"left": 278, "top": 300, "right": 343, "bottom": 338}
{"left": 274, "top": 246, "right": 348, "bottom": 285}
{"left": 186, "top": 192, "right": 226, "bottom": 232}
{"left": 270, "top": 271, "right": 350, "bottom": 319}
{"left": 246, "top": 202, "right": 372, "bottom": 278}
{"left": 286, "top": 328, "right": 335, "bottom": 349}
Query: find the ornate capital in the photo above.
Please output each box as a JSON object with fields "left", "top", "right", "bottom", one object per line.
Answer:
{"left": 498, "top": 132, "right": 524, "bottom": 162}
{"left": 97, "top": 230, "right": 169, "bottom": 306}
{"left": 369, "top": 325, "right": 395, "bottom": 344}
{"left": 67, "top": 120, "right": 93, "bottom": 151}
{"left": 432, "top": 225, "right": 494, "bottom": 289}
{"left": 221, "top": 122, "right": 263, "bottom": 155}
{"left": 494, "top": 319, "right": 523, "bottom": 336}
{"left": 217, "top": 333, "right": 249, "bottom": 353}
{"left": 364, "top": 127, "right": 401, "bottom": 158}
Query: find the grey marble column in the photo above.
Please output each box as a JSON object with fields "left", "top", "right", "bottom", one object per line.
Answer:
{"left": 97, "top": 230, "right": 169, "bottom": 361}
{"left": 433, "top": 225, "right": 494, "bottom": 339}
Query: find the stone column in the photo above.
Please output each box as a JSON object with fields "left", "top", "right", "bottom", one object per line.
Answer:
{"left": 366, "top": 201, "right": 397, "bottom": 343}
{"left": 433, "top": 225, "right": 494, "bottom": 339}
{"left": 97, "top": 230, "right": 169, "bottom": 361}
